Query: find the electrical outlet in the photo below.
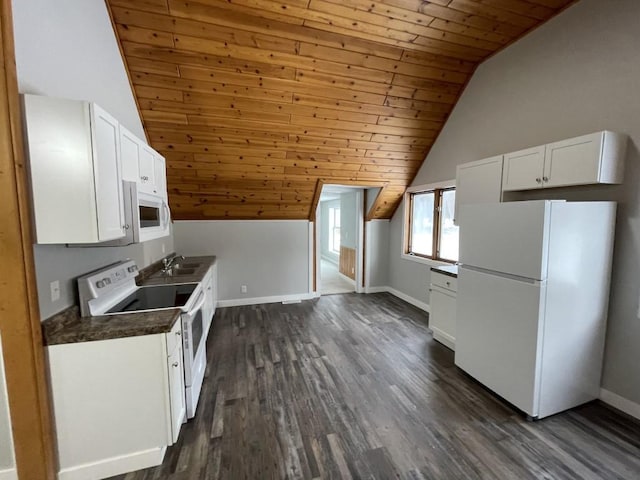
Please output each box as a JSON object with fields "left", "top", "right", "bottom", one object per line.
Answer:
{"left": 241, "top": 285, "right": 247, "bottom": 294}
{"left": 50, "top": 280, "right": 60, "bottom": 302}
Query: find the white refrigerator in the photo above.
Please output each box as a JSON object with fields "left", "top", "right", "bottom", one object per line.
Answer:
{"left": 455, "top": 200, "right": 616, "bottom": 419}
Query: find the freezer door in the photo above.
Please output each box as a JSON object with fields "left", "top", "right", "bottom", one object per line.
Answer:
{"left": 455, "top": 266, "right": 545, "bottom": 417}
{"left": 459, "top": 201, "right": 552, "bottom": 280}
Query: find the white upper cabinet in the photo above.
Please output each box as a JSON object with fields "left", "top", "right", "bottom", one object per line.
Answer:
{"left": 502, "top": 146, "right": 546, "bottom": 191}
{"left": 91, "top": 105, "right": 124, "bottom": 241}
{"left": 543, "top": 131, "right": 626, "bottom": 188}
{"left": 23, "top": 95, "right": 125, "bottom": 244}
{"left": 502, "top": 131, "right": 627, "bottom": 192}
{"left": 454, "top": 155, "right": 504, "bottom": 225}
{"left": 119, "top": 126, "right": 167, "bottom": 197}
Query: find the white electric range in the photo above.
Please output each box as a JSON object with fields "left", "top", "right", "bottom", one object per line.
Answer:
{"left": 78, "top": 260, "right": 207, "bottom": 419}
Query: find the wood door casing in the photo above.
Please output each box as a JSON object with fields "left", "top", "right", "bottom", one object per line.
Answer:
{"left": 0, "top": 0, "right": 56, "bottom": 477}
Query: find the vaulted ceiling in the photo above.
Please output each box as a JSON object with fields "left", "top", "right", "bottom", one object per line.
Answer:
{"left": 106, "top": 0, "right": 576, "bottom": 220}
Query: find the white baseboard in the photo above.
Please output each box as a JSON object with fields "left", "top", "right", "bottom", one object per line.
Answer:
{"left": 364, "top": 286, "right": 388, "bottom": 294}
{"left": 432, "top": 327, "right": 455, "bottom": 351}
{"left": 0, "top": 468, "right": 17, "bottom": 480}
{"left": 58, "top": 447, "right": 166, "bottom": 480}
{"left": 218, "top": 292, "right": 317, "bottom": 308}
{"left": 600, "top": 389, "right": 640, "bottom": 420}
{"left": 386, "top": 287, "right": 430, "bottom": 313}
{"left": 218, "top": 287, "right": 429, "bottom": 313}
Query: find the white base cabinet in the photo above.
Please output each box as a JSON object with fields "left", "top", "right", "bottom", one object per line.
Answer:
{"left": 47, "top": 321, "right": 184, "bottom": 480}
{"left": 429, "top": 270, "right": 457, "bottom": 350}
{"left": 202, "top": 262, "right": 218, "bottom": 338}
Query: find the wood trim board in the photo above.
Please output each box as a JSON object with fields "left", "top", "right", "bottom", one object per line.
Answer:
{"left": 0, "top": 0, "right": 56, "bottom": 477}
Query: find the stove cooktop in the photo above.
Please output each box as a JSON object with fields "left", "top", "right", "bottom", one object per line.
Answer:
{"left": 106, "top": 284, "right": 198, "bottom": 314}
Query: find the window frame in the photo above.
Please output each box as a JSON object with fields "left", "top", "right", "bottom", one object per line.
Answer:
{"left": 328, "top": 206, "right": 340, "bottom": 254}
{"left": 402, "top": 180, "right": 458, "bottom": 266}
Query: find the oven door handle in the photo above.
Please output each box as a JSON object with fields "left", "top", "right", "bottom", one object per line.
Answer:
{"left": 187, "top": 291, "right": 205, "bottom": 317}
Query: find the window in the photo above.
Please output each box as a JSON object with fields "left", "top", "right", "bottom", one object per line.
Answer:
{"left": 328, "top": 206, "right": 341, "bottom": 253}
{"left": 406, "top": 185, "right": 459, "bottom": 263}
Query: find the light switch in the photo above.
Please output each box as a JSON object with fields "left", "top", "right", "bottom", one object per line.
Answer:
{"left": 50, "top": 280, "right": 60, "bottom": 302}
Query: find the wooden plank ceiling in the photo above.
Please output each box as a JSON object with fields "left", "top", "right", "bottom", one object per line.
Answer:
{"left": 106, "top": 0, "right": 576, "bottom": 220}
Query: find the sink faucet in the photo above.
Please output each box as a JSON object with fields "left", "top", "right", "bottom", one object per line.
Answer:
{"left": 162, "top": 255, "right": 185, "bottom": 273}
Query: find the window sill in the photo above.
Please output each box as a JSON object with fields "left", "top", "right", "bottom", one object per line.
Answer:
{"left": 401, "top": 253, "right": 455, "bottom": 268}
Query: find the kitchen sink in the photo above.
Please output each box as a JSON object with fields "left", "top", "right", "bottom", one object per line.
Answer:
{"left": 172, "top": 267, "right": 196, "bottom": 275}
{"left": 177, "top": 263, "right": 201, "bottom": 269}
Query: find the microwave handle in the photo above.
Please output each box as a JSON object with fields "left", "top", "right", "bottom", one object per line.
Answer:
{"left": 162, "top": 201, "right": 170, "bottom": 226}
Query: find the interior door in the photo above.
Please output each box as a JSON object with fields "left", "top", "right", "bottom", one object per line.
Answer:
{"left": 459, "top": 201, "right": 550, "bottom": 280}
{"left": 455, "top": 267, "right": 545, "bottom": 416}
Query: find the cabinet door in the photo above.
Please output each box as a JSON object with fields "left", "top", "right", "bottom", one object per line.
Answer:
{"left": 430, "top": 287, "right": 456, "bottom": 350}
{"left": 502, "top": 145, "right": 546, "bottom": 191}
{"left": 543, "top": 132, "right": 603, "bottom": 188}
{"left": 153, "top": 154, "right": 167, "bottom": 198}
{"left": 139, "top": 145, "right": 156, "bottom": 193}
{"left": 168, "top": 344, "right": 186, "bottom": 444}
{"left": 120, "top": 126, "right": 141, "bottom": 182}
{"left": 90, "top": 104, "right": 125, "bottom": 241}
{"left": 454, "top": 155, "right": 503, "bottom": 225}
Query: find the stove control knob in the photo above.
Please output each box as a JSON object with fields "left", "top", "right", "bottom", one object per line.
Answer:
{"left": 96, "top": 280, "right": 105, "bottom": 288}
{"left": 127, "top": 266, "right": 137, "bottom": 273}
{"left": 102, "top": 277, "right": 111, "bottom": 285}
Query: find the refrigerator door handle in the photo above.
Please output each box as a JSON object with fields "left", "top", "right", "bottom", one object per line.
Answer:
{"left": 460, "top": 265, "right": 544, "bottom": 285}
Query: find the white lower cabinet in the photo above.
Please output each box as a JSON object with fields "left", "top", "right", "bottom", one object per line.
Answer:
{"left": 202, "top": 263, "right": 218, "bottom": 337}
{"left": 47, "top": 320, "right": 184, "bottom": 480}
{"left": 429, "top": 270, "right": 457, "bottom": 350}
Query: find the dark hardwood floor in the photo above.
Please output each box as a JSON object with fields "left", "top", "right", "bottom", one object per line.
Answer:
{"left": 112, "top": 293, "right": 640, "bottom": 479}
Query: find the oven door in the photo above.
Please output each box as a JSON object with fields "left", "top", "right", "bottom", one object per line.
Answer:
{"left": 182, "top": 290, "right": 206, "bottom": 388}
{"left": 137, "top": 192, "right": 170, "bottom": 243}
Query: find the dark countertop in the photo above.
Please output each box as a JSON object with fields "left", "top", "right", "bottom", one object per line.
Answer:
{"left": 42, "top": 306, "right": 181, "bottom": 346}
{"left": 42, "top": 255, "right": 216, "bottom": 346}
{"left": 430, "top": 264, "right": 458, "bottom": 278}
{"left": 138, "top": 255, "right": 216, "bottom": 286}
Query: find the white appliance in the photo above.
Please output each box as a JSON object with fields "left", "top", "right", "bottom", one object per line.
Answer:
{"left": 90, "top": 181, "right": 171, "bottom": 246}
{"left": 78, "top": 260, "right": 207, "bottom": 419}
{"left": 455, "top": 200, "right": 616, "bottom": 419}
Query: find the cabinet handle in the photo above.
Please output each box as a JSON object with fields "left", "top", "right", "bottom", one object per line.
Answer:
{"left": 172, "top": 362, "right": 179, "bottom": 368}
{"left": 536, "top": 177, "right": 542, "bottom": 183}
{"left": 543, "top": 176, "right": 549, "bottom": 182}
{"left": 123, "top": 224, "right": 130, "bottom": 230}
{"left": 446, "top": 281, "right": 451, "bottom": 286}
{"left": 176, "top": 331, "right": 181, "bottom": 336}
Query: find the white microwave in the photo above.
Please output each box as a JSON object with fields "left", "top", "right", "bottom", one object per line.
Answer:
{"left": 82, "top": 181, "right": 170, "bottom": 247}
{"left": 137, "top": 187, "right": 170, "bottom": 242}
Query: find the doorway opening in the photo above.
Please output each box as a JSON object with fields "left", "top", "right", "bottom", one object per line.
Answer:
{"left": 317, "top": 188, "right": 359, "bottom": 295}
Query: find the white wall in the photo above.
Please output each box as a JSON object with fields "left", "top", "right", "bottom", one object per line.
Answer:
{"left": 0, "top": 334, "right": 16, "bottom": 475}
{"left": 365, "top": 220, "right": 389, "bottom": 289}
{"left": 12, "top": 0, "right": 144, "bottom": 138}
{"left": 173, "top": 221, "right": 310, "bottom": 302}
{"left": 12, "top": 0, "right": 172, "bottom": 320}
{"left": 388, "top": 0, "right": 640, "bottom": 406}
{"left": 340, "top": 192, "right": 358, "bottom": 249}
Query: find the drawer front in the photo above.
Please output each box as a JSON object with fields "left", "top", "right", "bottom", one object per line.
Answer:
{"left": 165, "top": 317, "right": 182, "bottom": 356}
{"left": 431, "top": 271, "right": 457, "bottom": 292}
